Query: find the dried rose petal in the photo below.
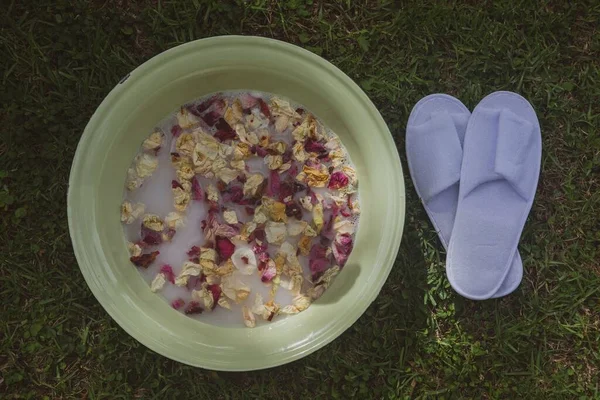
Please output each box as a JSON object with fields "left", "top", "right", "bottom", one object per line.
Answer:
{"left": 282, "top": 149, "right": 293, "bottom": 163}
{"left": 216, "top": 236, "right": 235, "bottom": 260}
{"left": 340, "top": 208, "right": 352, "bottom": 217}
{"left": 255, "top": 146, "right": 268, "bottom": 158}
{"left": 278, "top": 182, "right": 294, "bottom": 201}
{"left": 160, "top": 264, "right": 176, "bottom": 283}
{"left": 328, "top": 171, "right": 350, "bottom": 190}
{"left": 333, "top": 233, "right": 354, "bottom": 267}
{"left": 214, "top": 118, "right": 237, "bottom": 142}
{"left": 216, "top": 181, "right": 227, "bottom": 193}
{"left": 258, "top": 251, "right": 270, "bottom": 264}
{"left": 171, "top": 125, "right": 182, "bottom": 137}
{"left": 309, "top": 244, "right": 330, "bottom": 279}
{"left": 186, "top": 274, "right": 206, "bottom": 291}
{"left": 134, "top": 240, "right": 149, "bottom": 250}
{"left": 202, "top": 111, "right": 221, "bottom": 126}
{"left": 163, "top": 228, "right": 176, "bottom": 242}
{"left": 307, "top": 187, "right": 319, "bottom": 205}
{"left": 305, "top": 158, "right": 321, "bottom": 169}
{"left": 171, "top": 298, "right": 185, "bottom": 309}
{"left": 141, "top": 225, "right": 162, "bottom": 246}
{"left": 321, "top": 216, "right": 336, "bottom": 241}
{"left": 330, "top": 202, "right": 340, "bottom": 217}
{"left": 288, "top": 163, "right": 299, "bottom": 177}
{"left": 245, "top": 206, "right": 255, "bottom": 215}
{"left": 191, "top": 176, "right": 203, "bottom": 200}
{"left": 204, "top": 213, "right": 238, "bottom": 242}
{"left": 320, "top": 234, "right": 332, "bottom": 246}
{"left": 253, "top": 227, "right": 266, "bottom": 241}
{"left": 258, "top": 98, "right": 271, "bottom": 118}
{"left": 240, "top": 93, "right": 259, "bottom": 110}
{"left": 208, "top": 202, "right": 220, "bottom": 214}
{"left": 184, "top": 301, "right": 204, "bottom": 315}
{"left": 212, "top": 98, "right": 226, "bottom": 114}
{"left": 258, "top": 259, "right": 267, "bottom": 271}
{"left": 304, "top": 139, "right": 327, "bottom": 155}
{"left": 215, "top": 118, "right": 235, "bottom": 134}
{"left": 130, "top": 251, "right": 159, "bottom": 268}
{"left": 223, "top": 185, "right": 244, "bottom": 204}
{"left": 267, "top": 170, "right": 281, "bottom": 197}
{"left": 285, "top": 201, "right": 303, "bottom": 220}
{"left": 207, "top": 284, "right": 222, "bottom": 309}
{"left": 252, "top": 241, "right": 268, "bottom": 255}
{"left": 171, "top": 180, "right": 183, "bottom": 190}
{"left": 188, "top": 95, "right": 219, "bottom": 116}
{"left": 261, "top": 260, "right": 277, "bottom": 282}
{"left": 187, "top": 246, "right": 200, "bottom": 258}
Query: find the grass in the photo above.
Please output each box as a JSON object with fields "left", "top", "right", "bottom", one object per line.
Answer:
{"left": 1, "top": 0, "right": 599, "bottom": 398}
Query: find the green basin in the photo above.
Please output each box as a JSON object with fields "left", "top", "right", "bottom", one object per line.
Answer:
{"left": 68, "top": 36, "right": 405, "bottom": 371}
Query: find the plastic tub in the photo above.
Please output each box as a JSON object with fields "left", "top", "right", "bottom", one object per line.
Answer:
{"left": 68, "top": 36, "right": 405, "bottom": 371}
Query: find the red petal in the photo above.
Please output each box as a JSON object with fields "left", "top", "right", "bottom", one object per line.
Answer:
{"left": 163, "top": 228, "right": 176, "bottom": 242}
{"left": 207, "top": 284, "right": 221, "bottom": 309}
{"left": 257, "top": 98, "right": 271, "bottom": 118}
{"left": 134, "top": 240, "right": 149, "bottom": 249}
{"left": 160, "top": 264, "right": 175, "bottom": 283}
{"left": 202, "top": 111, "right": 221, "bottom": 127}
{"left": 328, "top": 171, "right": 350, "bottom": 190}
{"left": 307, "top": 187, "right": 319, "bottom": 205}
{"left": 171, "top": 125, "right": 182, "bottom": 137}
{"left": 282, "top": 149, "right": 292, "bottom": 163}
{"left": 187, "top": 245, "right": 201, "bottom": 257}
{"left": 261, "top": 261, "right": 277, "bottom": 282}
{"left": 288, "top": 164, "right": 298, "bottom": 178}
{"left": 267, "top": 170, "right": 281, "bottom": 197}
{"left": 252, "top": 242, "right": 268, "bottom": 256}
{"left": 191, "top": 177, "right": 203, "bottom": 200}
{"left": 216, "top": 236, "right": 235, "bottom": 261}
{"left": 186, "top": 274, "right": 205, "bottom": 291}
{"left": 223, "top": 185, "right": 244, "bottom": 204}
{"left": 253, "top": 227, "right": 266, "bottom": 241}
{"left": 189, "top": 95, "right": 220, "bottom": 116}
{"left": 141, "top": 225, "right": 162, "bottom": 246}
{"left": 304, "top": 139, "right": 327, "bottom": 155}
{"left": 285, "top": 201, "right": 303, "bottom": 219}
{"left": 212, "top": 98, "right": 226, "bottom": 114}
{"left": 240, "top": 93, "right": 259, "bottom": 110}
{"left": 130, "top": 251, "right": 160, "bottom": 268}
{"left": 309, "top": 244, "right": 330, "bottom": 279}
{"left": 255, "top": 146, "right": 268, "bottom": 158}
{"left": 278, "top": 182, "right": 293, "bottom": 201}
{"left": 214, "top": 118, "right": 237, "bottom": 142}
{"left": 171, "top": 298, "right": 185, "bottom": 309}
{"left": 184, "top": 301, "right": 204, "bottom": 315}
{"left": 332, "top": 233, "right": 353, "bottom": 267}
{"left": 171, "top": 180, "right": 183, "bottom": 190}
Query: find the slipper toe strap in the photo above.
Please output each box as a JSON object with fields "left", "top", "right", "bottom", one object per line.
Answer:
{"left": 409, "top": 112, "right": 463, "bottom": 203}
{"left": 494, "top": 108, "right": 536, "bottom": 199}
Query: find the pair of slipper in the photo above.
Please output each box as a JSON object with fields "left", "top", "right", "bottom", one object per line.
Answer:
{"left": 406, "top": 91, "right": 541, "bottom": 300}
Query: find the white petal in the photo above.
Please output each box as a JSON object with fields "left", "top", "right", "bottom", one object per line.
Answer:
{"left": 231, "top": 247, "right": 258, "bottom": 275}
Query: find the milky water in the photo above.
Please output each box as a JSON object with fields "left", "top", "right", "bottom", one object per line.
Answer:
{"left": 123, "top": 91, "right": 359, "bottom": 328}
